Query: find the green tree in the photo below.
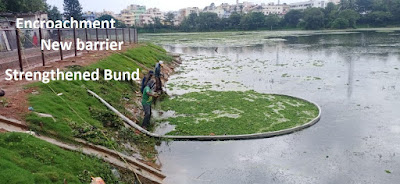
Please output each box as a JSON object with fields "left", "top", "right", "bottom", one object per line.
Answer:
{"left": 165, "top": 12, "right": 175, "bottom": 26}
{"left": 152, "top": 17, "right": 163, "bottom": 29}
{"left": 0, "top": 0, "right": 5, "bottom": 12}
{"left": 283, "top": 10, "right": 303, "bottom": 27}
{"left": 371, "top": 0, "right": 389, "bottom": 11}
{"left": 365, "top": 11, "right": 392, "bottom": 26}
{"left": 303, "top": 8, "right": 325, "bottom": 30}
{"left": 180, "top": 13, "right": 198, "bottom": 31}
{"left": 196, "top": 12, "right": 220, "bottom": 31}
{"left": 228, "top": 12, "right": 242, "bottom": 28}
{"left": 265, "top": 14, "right": 281, "bottom": 30}
{"left": 3, "top": 0, "right": 46, "bottom": 13}
{"left": 240, "top": 12, "right": 265, "bottom": 30}
{"left": 331, "top": 18, "right": 349, "bottom": 28}
{"left": 356, "top": 0, "right": 374, "bottom": 12}
{"left": 325, "top": 2, "right": 337, "bottom": 14}
{"left": 338, "top": 9, "right": 360, "bottom": 28}
{"left": 64, "top": 0, "right": 83, "bottom": 20}
{"left": 324, "top": 2, "right": 338, "bottom": 27}
{"left": 97, "top": 14, "right": 126, "bottom": 28}
{"left": 47, "top": 6, "right": 62, "bottom": 21}
{"left": 340, "top": 0, "right": 357, "bottom": 10}
{"left": 387, "top": 0, "right": 400, "bottom": 24}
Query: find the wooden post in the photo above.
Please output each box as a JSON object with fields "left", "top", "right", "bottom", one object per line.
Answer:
{"left": 85, "top": 28, "right": 88, "bottom": 41}
{"left": 96, "top": 28, "right": 99, "bottom": 41}
{"left": 38, "top": 27, "right": 45, "bottom": 66}
{"left": 85, "top": 28, "right": 89, "bottom": 52}
{"left": 128, "top": 28, "right": 131, "bottom": 44}
{"left": 115, "top": 28, "right": 118, "bottom": 42}
{"left": 133, "top": 29, "right": 136, "bottom": 43}
{"left": 135, "top": 28, "right": 138, "bottom": 43}
{"left": 73, "top": 28, "right": 77, "bottom": 56}
{"left": 15, "top": 29, "right": 23, "bottom": 71}
{"left": 122, "top": 28, "right": 125, "bottom": 44}
{"left": 58, "top": 28, "right": 63, "bottom": 60}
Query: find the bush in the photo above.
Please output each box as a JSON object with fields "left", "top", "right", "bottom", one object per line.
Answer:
{"left": 365, "top": 11, "right": 393, "bottom": 26}
{"left": 331, "top": 18, "right": 350, "bottom": 29}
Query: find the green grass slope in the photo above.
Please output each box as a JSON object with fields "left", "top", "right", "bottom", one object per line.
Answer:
{"left": 25, "top": 43, "right": 172, "bottom": 157}
{"left": 0, "top": 133, "right": 121, "bottom": 183}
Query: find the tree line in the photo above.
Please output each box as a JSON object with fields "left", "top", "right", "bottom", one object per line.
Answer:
{"left": 0, "top": 0, "right": 76, "bottom": 20}
{"left": 141, "top": 0, "right": 400, "bottom": 32}
{"left": 1, "top": 0, "right": 127, "bottom": 28}
{"left": 1, "top": 0, "right": 399, "bottom": 31}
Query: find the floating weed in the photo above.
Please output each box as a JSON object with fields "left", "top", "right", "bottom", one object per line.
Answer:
{"left": 159, "top": 90, "right": 319, "bottom": 136}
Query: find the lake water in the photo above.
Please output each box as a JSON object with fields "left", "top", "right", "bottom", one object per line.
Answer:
{"left": 141, "top": 28, "right": 400, "bottom": 184}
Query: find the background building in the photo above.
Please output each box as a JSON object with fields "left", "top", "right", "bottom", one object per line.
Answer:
{"left": 289, "top": 0, "right": 339, "bottom": 10}
{"left": 82, "top": 11, "right": 96, "bottom": 21}
{"left": 118, "top": 5, "right": 146, "bottom": 27}
{"left": 139, "top": 8, "right": 163, "bottom": 26}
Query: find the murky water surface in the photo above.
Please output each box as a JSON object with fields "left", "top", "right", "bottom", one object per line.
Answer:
{"left": 141, "top": 29, "right": 400, "bottom": 184}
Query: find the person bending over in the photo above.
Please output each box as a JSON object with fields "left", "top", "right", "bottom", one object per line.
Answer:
{"left": 141, "top": 70, "right": 154, "bottom": 94}
{"left": 141, "top": 80, "right": 158, "bottom": 130}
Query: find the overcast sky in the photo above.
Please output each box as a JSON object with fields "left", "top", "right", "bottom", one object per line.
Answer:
{"left": 48, "top": 0, "right": 305, "bottom": 13}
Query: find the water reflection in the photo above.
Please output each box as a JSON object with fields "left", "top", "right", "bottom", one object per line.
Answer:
{"left": 347, "top": 56, "right": 354, "bottom": 98}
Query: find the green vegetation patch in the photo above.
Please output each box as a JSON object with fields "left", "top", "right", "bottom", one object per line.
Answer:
{"left": 0, "top": 133, "right": 125, "bottom": 183}
{"left": 26, "top": 43, "right": 171, "bottom": 160}
{"left": 122, "top": 43, "right": 173, "bottom": 68}
{"left": 160, "top": 90, "right": 319, "bottom": 136}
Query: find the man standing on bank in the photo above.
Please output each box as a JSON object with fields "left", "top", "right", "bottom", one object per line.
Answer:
{"left": 141, "top": 80, "right": 157, "bottom": 130}
{"left": 154, "top": 61, "right": 164, "bottom": 92}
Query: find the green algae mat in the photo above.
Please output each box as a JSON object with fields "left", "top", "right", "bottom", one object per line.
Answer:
{"left": 160, "top": 90, "right": 319, "bottom": 136}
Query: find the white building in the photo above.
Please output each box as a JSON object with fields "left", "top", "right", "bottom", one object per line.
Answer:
{"left": 139, "top": 8, "right": 163, "bottom": 26}
{"left": 258, "top": 3, "right": 290, "bottom": 15}
{"left": 289, "top": 0, "right": 340, "bottom": 10}
{"left": 182, "top": 7, "right": 200, "bottom": 17}
{"left": 204, "top": 5, "right": 231, "bottom": 18}
{"left": 117, "top": 5, "right": 146, "bottom": 27}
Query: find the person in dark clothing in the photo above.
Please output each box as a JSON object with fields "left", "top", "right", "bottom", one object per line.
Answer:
{"left": 154, "top": 61, "right": 164, "bottom": 92}
{"left": 141, "top": 80, "right": 158, "bottom": 129}
{"left": 141, "top": 70, "right": 154, "bottom": 94}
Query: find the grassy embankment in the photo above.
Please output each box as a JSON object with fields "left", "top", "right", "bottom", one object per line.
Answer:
{"left": 24, "top": 43, "right": 172, "bottom": 159}
{"left": 160, "top": 90, "right": 319, "bottom": 136}
{"left": 0, "top": 132, "right": 132, "bottom": 183}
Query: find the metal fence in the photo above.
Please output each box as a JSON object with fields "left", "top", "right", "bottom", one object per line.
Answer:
{"left": 0, "top": 28, "right": 138, "bottom": 74}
